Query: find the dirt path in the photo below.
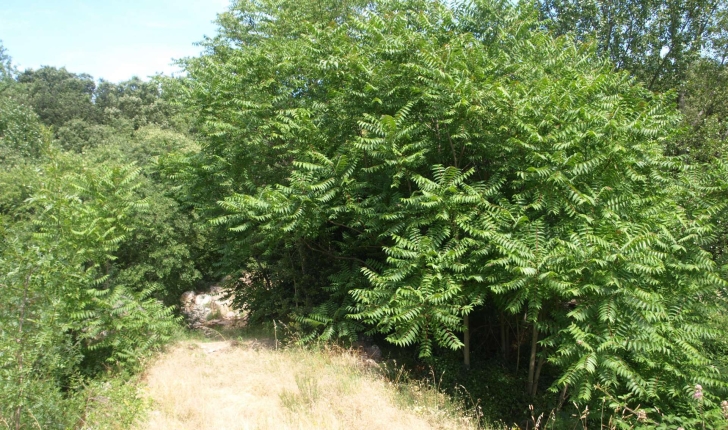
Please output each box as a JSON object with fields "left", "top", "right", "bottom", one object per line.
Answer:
{"left": 135, "top": 339, "right": 478, "bottom": 430}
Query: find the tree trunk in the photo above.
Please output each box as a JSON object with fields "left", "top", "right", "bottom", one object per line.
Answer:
{"left": 531, "top": 355, "right": 545, "bottom": 397}
{"left": 527, "top": 319, "right": 538, "bottom": 397}
{"left": 500, "top": 313, "right": 508, "bottom": 362}
{"left": 557, "top": 384, "right": 569, "bottom": 411}
{"left": 463, "top": 314, "right": 471, "bottom": 370}
{"left": 515, "top": 318, "right": 521, "bottom": 372}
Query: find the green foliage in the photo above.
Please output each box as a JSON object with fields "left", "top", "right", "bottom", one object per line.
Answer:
{"left": 1, "top": 0, "right": 728, "bottom": 427}
{"left": 0, "top": 42, "right": 202, "bottom": 429}
{"left": 76, "top": 375, "right": 149, "bottom": 430}
{"left": 55, "top": 118, "right": 116, "bottom": 153}
{"left": 4, "top": 64, "right": 190, "bottom": 152}
{"left": 0, "top": 155, "right": 179, "bottom": 426}
{"left": 83, "top": 126, "right": 207, "bottom": 302}
{"left": 176, "top": 0, "right": 728, "bottom": 420}
{"left": 15, "top": 66, "right": 99, "bottom": 128}
{"left": 0, "top": 97, "right": 53, "bottom": 221}
{"left": 670, "top": 58, "right": 728, "bottom": 162}
{"left": 94, "top": 77, "right": 189, "bottom": 132}
{"left": 0, "top": 96, "right": 51, "bottom": 163}
{"left": 427, "top": 352, "right": 530, "bottom": 422}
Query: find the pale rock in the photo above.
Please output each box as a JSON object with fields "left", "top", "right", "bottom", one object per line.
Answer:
{"left": 179, "top": 284, "right": 244, "bottom": 329}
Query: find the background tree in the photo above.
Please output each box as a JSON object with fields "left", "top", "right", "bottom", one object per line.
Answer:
{"left": 95, "top": 77, "right": 186, "bottom": 131}
{"left": 0, "top": 41, "right": 15, "bottom": 88}
{"left": 14, "top": 67, "right": 99, "bottom": 128}
{"left": 538, "top": 0, "right": 723, "bottom": 92}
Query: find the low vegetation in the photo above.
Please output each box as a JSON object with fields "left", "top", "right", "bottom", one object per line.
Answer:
{"left": 136, "top": 333, "right": 483, "bottom": 430}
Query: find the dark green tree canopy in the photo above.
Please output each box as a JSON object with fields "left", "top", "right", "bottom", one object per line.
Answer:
{"left": 15, "top": 66, "right": 98, "bottom": 128}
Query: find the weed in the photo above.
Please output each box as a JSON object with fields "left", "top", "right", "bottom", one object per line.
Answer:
{"left": 279, "top": 372, "right": 320, "bottom": 411}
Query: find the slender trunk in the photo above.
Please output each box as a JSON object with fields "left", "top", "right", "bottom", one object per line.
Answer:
{"left": 500, "top": 314, "right": 507, "bottom": 362}
{"left": 298, "top": 241, "right": 306, "bottom": 276}
{"left": 527, "top": 319, "right": 538, "bottom": 396}
{"left": 647, "top": 49, "right": 671, "bottom": 90}
{"left": 531, "top": 355, "right": 545, "bottom": 397}
{"left": 515, "top": 318, "right": 521, "bottom": 372}
{"left": 463, "top": 314, "right": 471, "bottom": 369}
{"left": 103, "top": 261, "right": 111, "bottom": 289}
{"left": 557, "top": 384, "right": 569, "bottom": 411}
{"left": 296, "top": 242, "right": 309, "bottom": 308}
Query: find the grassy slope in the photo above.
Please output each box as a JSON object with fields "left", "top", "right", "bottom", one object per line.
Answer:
{"left": 131, "top": 336, "right": 486, "bottom": 430}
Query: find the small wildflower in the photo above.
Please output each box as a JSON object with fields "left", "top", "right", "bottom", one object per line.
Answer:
{"left": 576, "top": 340, "right": 583, "bottom": 346}
{"left": 637, "top": 410, "right": 647, "bottom": 422}
{"left": 721, "top": 400, "right": 728, "bottom": 419}
{"left": 693, "top": 384, "right": 703, "bottom": 400}
{"left": 677, "top": 427, "right": 685, "bottom": 430}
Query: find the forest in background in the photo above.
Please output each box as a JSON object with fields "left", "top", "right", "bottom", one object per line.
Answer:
{"left": 2, "top": 0, "right": 728, "bottom": 428}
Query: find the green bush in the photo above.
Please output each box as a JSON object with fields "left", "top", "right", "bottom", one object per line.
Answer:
{"left": 0, "top": 157, "right": 178, "bottom": 427}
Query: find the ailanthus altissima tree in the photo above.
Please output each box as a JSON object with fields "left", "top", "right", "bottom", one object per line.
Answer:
{"left": 177, "top": 0, "right": 728, "bottom": 418}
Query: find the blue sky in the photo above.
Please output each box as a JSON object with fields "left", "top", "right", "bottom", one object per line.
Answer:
{"left": 0, "top": 0, "right": 230, "bottom": 82}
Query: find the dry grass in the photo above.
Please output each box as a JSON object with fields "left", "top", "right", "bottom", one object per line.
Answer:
{"left": 135, "top": 339, "right": 483, "bottom": 430}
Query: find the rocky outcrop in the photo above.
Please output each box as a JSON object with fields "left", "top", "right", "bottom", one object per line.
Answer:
{"left": 180, "top": 286, "right": 243, "bottom": 329}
